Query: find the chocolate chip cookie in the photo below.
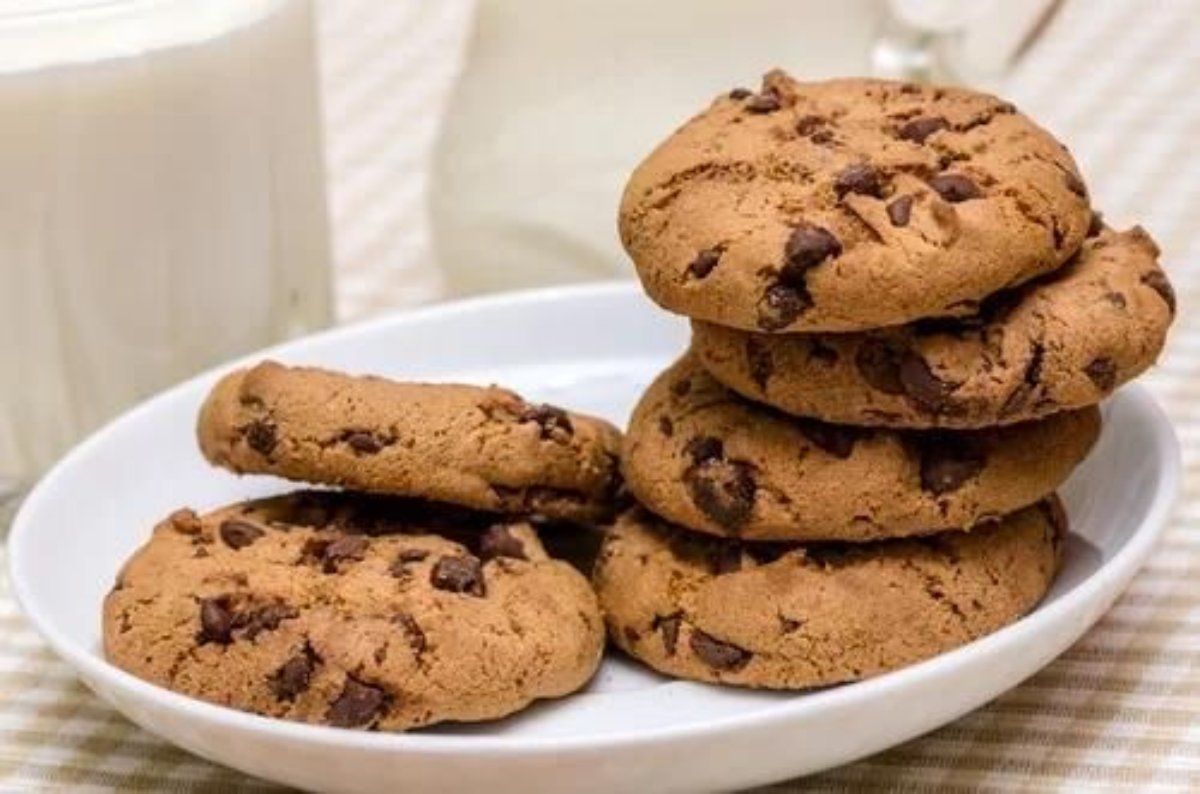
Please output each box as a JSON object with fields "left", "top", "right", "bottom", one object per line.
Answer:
{"left": 197, "top": 362, "right": 623, "bottom": 523}
{"left": 692, "top": 226, "right": 1173, "bottom": 428}
{"left": 619, "top": 71, "right": 1092, "bottom": 332}
{"left": 103, "top": 492, "right": 605, "bottom": 731}
{"left": 623, "top": 357, "right": 1099, "bottom": 542}
{"left": 594, "top": 500, "right": 1065, "bottom": 689}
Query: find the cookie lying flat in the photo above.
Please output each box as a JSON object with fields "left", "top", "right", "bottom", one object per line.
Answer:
{"left": 104, "top": 492, "right": 605, "bottom": 732}
{"left": 623, "top": 357, "right": 1098, "bottom": 542}
{"left": 619, "top": 71, "right": 1092, "bottom": 332}
{"left": 197, "top": 362, "right": 623, "bottom": 523}
{"left": 594, "top": 500, "right": 1064, "bottom": 690}
{"left": 693, "top": 226, "right": 1174, "bottom": 428}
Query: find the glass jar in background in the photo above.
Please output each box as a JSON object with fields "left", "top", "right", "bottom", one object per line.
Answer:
{"left": 0, "top": 0, "right": 332, "bottom": 508}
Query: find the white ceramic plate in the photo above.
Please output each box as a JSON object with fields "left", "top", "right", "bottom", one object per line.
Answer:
{"left": 10, "top": 283, "right": 1181, "bottom": 793}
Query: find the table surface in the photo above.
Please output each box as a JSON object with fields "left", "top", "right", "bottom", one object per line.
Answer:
{"left": 4, "top": 0, "right": 1200, "bottom": 790}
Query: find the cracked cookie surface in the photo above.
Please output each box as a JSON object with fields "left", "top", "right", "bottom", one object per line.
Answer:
{"left": 103, "top": 491, "right": 605, "bottom": 731}
{"left": 692, "top": 226, "right": 1174, "bottom": 428}
{"left": 619, "top": 71, "right": 1092, "bottom": 332}
{"left": 197, "top": 362, "right": 623, "bottom": 523}
{"left": 594, "top": 500, "right": 1064, "bottom": 689}
{"left": 622, "top": 357, "right": 1099, "bottom": 542}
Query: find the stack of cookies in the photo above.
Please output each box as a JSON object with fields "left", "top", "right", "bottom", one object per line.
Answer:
{"left": 104, "top": 362, "right": 625, "bottom": 731}
{"left": 597, "top": 71, "right": 1175, "bottom": 688}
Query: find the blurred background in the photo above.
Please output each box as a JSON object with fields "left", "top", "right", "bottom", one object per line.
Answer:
{"left": 2, "top": 0, "right": 1198, "bottom": 499}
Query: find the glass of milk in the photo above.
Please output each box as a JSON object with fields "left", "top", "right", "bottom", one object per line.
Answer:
{"left": 0, "top": 0, "right": 332, "bottom": 509}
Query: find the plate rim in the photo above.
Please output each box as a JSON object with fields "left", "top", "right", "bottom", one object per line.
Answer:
{"left": 7, "top": 281, "right": 1184, "bottom": 757}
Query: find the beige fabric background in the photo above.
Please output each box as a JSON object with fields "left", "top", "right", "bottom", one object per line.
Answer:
{"left": 2, "top": 0, "right": 1199, "bottom": 790}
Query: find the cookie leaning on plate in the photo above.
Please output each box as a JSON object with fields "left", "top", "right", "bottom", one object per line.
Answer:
{"left": 594, "top": 500, "right": 1065, "bottom": 690}
{"left": 692, "top": 226, "right": 1175, "bottom": 428}
{"left": 103, "top": 492, "right": 605, "bottom": 731}
{"left": 619, "top": 71, "right": 1092, "bottom": 332}
{"left": 623, "top": 357, "right": 1099, "bottom": 542}
{"left": 197, "top": 362, "right": 623, "bottom": 523}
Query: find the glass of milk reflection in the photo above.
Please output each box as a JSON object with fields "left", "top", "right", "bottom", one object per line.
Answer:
{"left": 0, "top": 0, "right": 332, "bottom": 510}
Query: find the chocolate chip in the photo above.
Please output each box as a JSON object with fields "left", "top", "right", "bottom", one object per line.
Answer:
{"left": 809, "top": 129, "right": 835, "bottom": 145}
{"left": 623, "top": 626, "right": 640, "bottom": 645}
{"left": 886, "top": 195, "right": 914, "bottom": 227}
{"left": 745, "top": 337, "right": 773, "bottom": 390}
{"left": 320, "top": 535, "right": 369, "bottom": 573}
{"left": 899, "top": 353, "right": 956, "bottom": 411}
{"left": 834, "top": 163, "right": 885, "bottom": 200}
{"left": 520, "top": 403, "right": 574, "bottom": 440}
{"left": 670, "top": 378, "right": 692, "bottom": 398}
{"left": 479, "top": 524, "right": 527, "bottom": 561}
{"left": 271, "top": 644, "right": 317, "bottom": 701}
{"left": 928, "top": 174, "right": 982, "bottom": 203}
{"left": 240, "top": 603, "right": 298, "bottom": 641}
{"left": 344, "top": 431, "right": 384, "bottom": 454}
{"left": 684, "top": 435, "right": 724, "bottom": 464}
{"left": 658, "top": 416, "right": 674, "bottom": 437}
{"left": 1104, "top": 291, "right": 1127, "bottom": 309}
{"left": 684, "top": 457, "right": 757, "bottom": 530}
{"left": 244, "top": 420, "right": 277, "bottom": 455}
{"left": 919, "top": 437, "right": 986, "bottom": 495}
{"left": 728, "top": 87, "right": 752, "bottom": 100}
{"left": 778, "top": 615, "right": 803, "bottom": 634}
{"left": 709, "top": 542, "right": 743, "bottom": 575}
{"left": 168, "top": 509, "right": 203, "bottom": 536}
{"left": 1086, "top": 211, "right": 1105, "bottom": 238}
{"left": 1084, "top": 357, "right": 1117, "bottom": 391}
{"left": 1063, "top": 171, "right": 1088, "bottom": 198}
{"left": 431, "top": 555, "right": 486, "bottom": 597}
{"left": 1000, "top": 342, "right": 1045, "bottom": 417}
{"left": 796, "top": 419, "right": 860, "bottom": 459}
{"left": 326, "top": 677, "right": 388, "bottom": 728}
{"left": 794, "top": 114, "right": 825, "bottom": 136}
{"left": 688, "top": 248, "right": 722, "bottom": 279}
{"left": 689, "top": 630, "right": 752, "bottom": 671}
{"left": 218, "top": 519, "right": 264, "bottom": 550}
{"left": 1141, "top": 270, "right": 1176, "bottom": 315}
{"left": 757, "top": 283, "right": 810, "bottom": 331}
{"left": 784, "top": 224, "right": 842, "bottom": 275}
{"left": 653, "top": 613, "right": 682, "bottom": 656}
{"left": 855, "top": 340, "right": 905, "bottom": 394}
{"left": 388, "top": 548, "right": 430, "bottom": 578}
{"left": 808, "top": 339, "right": 839, "bottom": 365}
{"left": 745, "top": 90, "right": 781, "bottom": 114}
{"left": 898, "top": 116, "right": 948, "bottom": 143}
{"left": 394, "top": 613, "right": 427, "bottom": 655}
{"left": 198, "top": 597, "right": 234, "bottom": 645}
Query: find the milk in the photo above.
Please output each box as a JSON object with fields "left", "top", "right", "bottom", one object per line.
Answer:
{"left": 0, "top": 0, "right": 331, "bottom": 484}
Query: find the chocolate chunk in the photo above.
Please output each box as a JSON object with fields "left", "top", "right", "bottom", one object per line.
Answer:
{"left": 757, "top": 283, "right": 810, "bottom": 331}
{"left": 745, "top": 337, "right": 773, "bottom": 390}
{"left": 886, "top": 195, "right": 915, "bottom": 227}
{"left": 728, "top": 87, "right": 752, "bottom": 100}
{"left": 1000, "top": 341, "right": 1045, "bottom": 417}
{"left": 684, "top": 435, "right": 724, "bottom": 464}
{"left": 684, "top": 457, "right": 757, "bottom": 530}
{"left": 919, "top": 437, "right": 986, "bottom": 495}
{"left": 794, "top": 114, "right": 825, "bottom": 136}
{"left": 797, "top": 419, "right": 860, "bottom": 459}
{"left": 658, "top": 416, "right": 675, "bottom": 437}
{"left": 1141, "top": 270, "right": 1176, "bottom": 315}
{"left": 687, "top": 248, "right": 722, "bottom": 279}
{"left": 784, "top": 225, "right": 842, "bottom": 276}
{"left": 321, "top": 535, "right": 369, "bottom": 573}
{"left": 689, "top": 630, "right": 752, "bottom": 671}
{"left": 855, "top": 340, "right": 905, "bottom": 394}
{"left": 218, "top": 519, "right": 264, "bottom": 550}
{"left": 653, "top": 613, "right": 682, "bottom": 656}
{"left": 244, "top": 420, "right": 277, "bottom": 455}
{"left": 344, "top": 431, "right": 384, "bottom": 454}
{"left": 431, "top": 555, "right": 486, "bottom": 597}
{"left": 1084, "top": 357, "right": 1117, "bottom": 391}
{"left": 1063, "top": 171, "right": 1088, "bottom": 198}
{"left": 479, "top": 524, "right": 527, "bottom": 561}
{"left": 394, "top": 613, "right": 427, "bottom": 655}
{"left": 898, "top": 353, "right": 956, "bottom": 411}
{"left": 389, "top": 548, "right": 430, "bottom": 578}
{"left": 710, "top": 541, "right": 744, "bottom": 575}
{"left": 928, "top": 174, "right": 982, "bottom": 203}
{"left": 519, "top": 403, "right": 574, "bottom": 440}
{"left": 1086, "top": 211, "right": 1105, "bottom": 238}
{"left": 326, "top": 677, "right": 388, "bottom": 728}
{"left": 271, "top": 644, "right": 317, "bottom": 701}
{"left": 834, "top": 163, "right": 885, "bottom": 200}
{"left": 240, "top": 603, "right": 298, "bottom": 641}
{"left": 198, "top": 597, "right": 234, "bottom": 645}
{"left": 898, "top": 116, "right": 948, "bottom": 143}
{"left": 745, "top": 90, "right": 781, "bottom": 114}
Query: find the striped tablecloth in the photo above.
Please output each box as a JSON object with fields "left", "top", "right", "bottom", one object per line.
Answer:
{"left": 3, "top": 0, "right": 1199, "bottom": 790}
